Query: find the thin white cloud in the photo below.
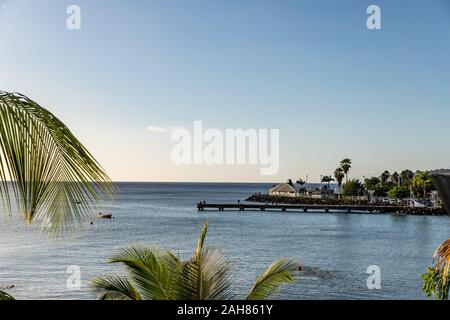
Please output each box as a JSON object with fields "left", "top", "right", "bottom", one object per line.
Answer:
{"left": 147, "top": 125, "right": 182, "bottom": 133}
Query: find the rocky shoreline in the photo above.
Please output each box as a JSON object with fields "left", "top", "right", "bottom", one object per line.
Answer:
{"left": 246, "top": 194, "right": 447, "bottom": 216}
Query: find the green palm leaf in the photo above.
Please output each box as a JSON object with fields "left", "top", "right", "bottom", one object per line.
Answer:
{"left": 91, "top": 275, "right": 141, "bottom": 300}
{"left": 177, "top": 222, "right": 233, "bottom": 300}
{"left": 179, "top": 247, "right": 233, "bottom": 300}
{"left": 246, "top": 258, "right": 298, "bottom": 300}
{"left": 92, "top": 223, "right": 297, "bottom": 300}
{"left": 0, "top": 290, "right": 14, "bottom": 300}
{"left": 0, "top": 91, "right": 114, "bottom": 234}
{"left": 92, "top": 245, "right": 182, "bottom": 300}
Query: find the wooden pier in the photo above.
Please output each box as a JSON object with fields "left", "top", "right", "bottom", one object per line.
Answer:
{"left": 196, "top": 202, "right": 444, "bottom": 215}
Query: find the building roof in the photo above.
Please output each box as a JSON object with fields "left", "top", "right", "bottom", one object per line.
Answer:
{"left": 270, "top": 183, "right": 297, "bottom": 194}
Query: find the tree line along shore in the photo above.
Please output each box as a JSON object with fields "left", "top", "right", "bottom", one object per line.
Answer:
{"left": 248, "top": 158, "right": 447, "bottom": 216}
{"left": 245, "top": 194, "right": 446, "bottom": 215}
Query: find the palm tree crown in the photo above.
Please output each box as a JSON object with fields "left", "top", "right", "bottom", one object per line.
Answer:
{"left": 340, "top": 158, "right": 352, "bottom": 183}
{"left": 92, "top": 222, "right": 299, "bottom": 300}
{"left": 321, "top": 175, "right": 334, "bottom": 189}
{"left": 334, "top": 168, "right": 345, "bottom": 187}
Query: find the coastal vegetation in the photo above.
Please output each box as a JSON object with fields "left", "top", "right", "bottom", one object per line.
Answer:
{"left": 422, "top": 239, "right": 450, "bottom": 300}
{"left": 283, "top": 158, "right": 437, "bottom": 204}
{"left": 270, "top": 158, "right": 450, "bottom": 298}
{"left": 245, "top": 194, "right": 446, "bottom": 215}
{"left": 342, "top": 179, "right": 365, "bottom": 197}
{"left": 92, "top": 222, "right": 299, "bottom": 300}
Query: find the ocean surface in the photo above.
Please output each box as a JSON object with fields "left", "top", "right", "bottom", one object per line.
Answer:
{"left": 0, "top": 182, "right": 449, "bottom": 300}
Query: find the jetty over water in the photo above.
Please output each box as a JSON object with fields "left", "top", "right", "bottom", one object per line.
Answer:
{"left": 197, "top": 202, "right": 446, "bottom": 215}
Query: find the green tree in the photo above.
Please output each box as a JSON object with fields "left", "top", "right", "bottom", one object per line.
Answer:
{"left": 334, "top": 168, "right": 345, "bottom": 187}
{"left": 380, "top": 170, "right": 390, "bottom": 186}
{"left": 421, "top": 239, "right": 450, "bottom": 300}
{"left": 388, "top": 186, "right": 409, "bottom": 200}
{"left": 400, "top": 169, "right": 414, "bottom": 185}
{"left": 342, "top": 179, "right": 365, "bottom": 197}
{"left": 287, "top": 179, "right": 294, "bottom": 186}
{"left": 321, "top": 175, "right": 334, "bottom": 189}
{"left": 340, "top": 158, "right": 352, "bottom": 183}
{"left": 92, "top": 223, "right": 299, "bottom": 300}
{"left": 391, "top": 172, "right": 400, "bottom": 187}
{"left": 296, "top": 179, "right": 305, "bottom": 186}
{"left": 365, "top": 177, "right": 390, "bottom": 198}
{"left": 412, "top": 171, "right": 434, "bottom": 200}
{"left": 0, "top": 91, "right": 114, "bottom": 299}
{"left": 364, "top": 177, "right": 380, "bottom": 191}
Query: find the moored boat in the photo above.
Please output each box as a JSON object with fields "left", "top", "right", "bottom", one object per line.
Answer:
{"left": 98, "top": 213, "right": 113, "bottom": 219}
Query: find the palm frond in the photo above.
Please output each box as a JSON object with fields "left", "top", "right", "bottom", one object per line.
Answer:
{"left": 179, "top": 247, "right": 233, "bottom": 300}
{"left": 177, "top": 222, "right": 233, "bottom": 300}
{"left": 92, "top": 222, "right": 297, "bottom": 301}
{"left": 246, "top": 258, "right": 298, "bottom": 300}
{"left": 108, "top": 245, "right": 181, "bottom": 300}
{"left": 195, "top": 221, "right": 208, "bottom": 260}
{"left": 434, "top": 238, "right": 450, "bottom": 282}
{"left": 91, "top": 275, "right": 141, "bottom": 300}
{"left": 0, "top": 91, "right": 114, "bottom": 235}
{"left": 0, "top": 290, "right": 15, "bottom": 300}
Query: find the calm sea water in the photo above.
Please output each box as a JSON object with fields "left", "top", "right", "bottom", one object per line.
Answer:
{"left": 0, "top": 182, "right": 449, "bottom": 300}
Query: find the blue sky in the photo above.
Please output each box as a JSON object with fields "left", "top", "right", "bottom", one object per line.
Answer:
{"left": 1, "top": 0, "right": 450, "bottom": 182}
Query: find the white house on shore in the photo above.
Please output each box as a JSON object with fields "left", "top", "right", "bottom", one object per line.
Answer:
{"left": 269, "top": 183, "right": 298, "bottom": 197}
{"left": 269, "top": 182, "right": 336, "bottom": 199}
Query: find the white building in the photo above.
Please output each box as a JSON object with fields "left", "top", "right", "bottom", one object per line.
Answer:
{"left": 269, "top": 183, "right": 298, "bottom": 197}
{"left": 269, "top": 182, "right": 337, "bottom": 199}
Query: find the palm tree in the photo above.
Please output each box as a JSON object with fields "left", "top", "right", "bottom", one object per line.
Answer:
{"left": 422, "top": 239, "right": 450, "bottom": 300}
{"left": 334, "top": 168, "right": 344, "bottom": 187}
{"left": 0, "top": 91, "right": 114, "bottom": 298}
{"left": 321, "top": 176, "right": 334, "bottom": 189}
{"left": 392, "top": 172, "right": 400, "bottom": 187}
{"left": 380, "top": 170, "right": 390, "bottom": 186}
{"left": 340, "top": 158, "right": 352, "bottom": 184}
{"left": 400, "top": 169, "right": 414, "bottom": 185}
{"left": 92, "top": 222, "right": 299, "bottom": 300}
{"left": 412, "top": 171, "right": 433, "bottom": 200}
